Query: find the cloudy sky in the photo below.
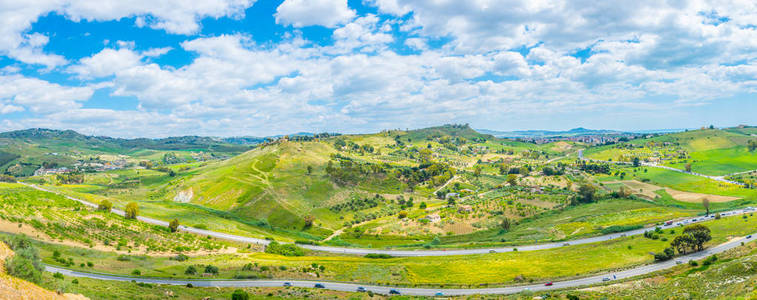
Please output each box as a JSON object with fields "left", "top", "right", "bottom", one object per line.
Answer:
{"left": 1, "top": 0, "right": 756, "bottom": 137}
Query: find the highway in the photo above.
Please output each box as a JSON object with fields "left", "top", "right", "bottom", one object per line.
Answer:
{"left": 46, "top": 233, "right": 755, "bottom": 296}
{"left": 20, "top": 182, "right": 755, "bottom": 257}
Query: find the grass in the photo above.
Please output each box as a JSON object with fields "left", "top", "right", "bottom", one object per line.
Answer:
{"left": 30, "top": 211, "right": 757, "bottom": 288}
{"left": 438, "top": 198, "right": 695, "bottom": 246}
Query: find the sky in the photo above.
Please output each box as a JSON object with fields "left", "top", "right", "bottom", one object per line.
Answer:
{"left": 0, "top": 0, "right": 756, "bottom": 138}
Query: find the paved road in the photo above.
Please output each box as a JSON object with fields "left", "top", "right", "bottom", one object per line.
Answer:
{"left": 46, "top": 233, "right": 755, "bottom": 296}
{"left": 20, "top": 182, "right": 755, "bottom": 257}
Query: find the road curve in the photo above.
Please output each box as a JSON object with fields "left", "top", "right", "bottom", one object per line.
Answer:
{"left": 46, "top": 233, "right": 755, "bottom": 296}
{"left": 19, "top": 182, "right": 755, "bottom": 257}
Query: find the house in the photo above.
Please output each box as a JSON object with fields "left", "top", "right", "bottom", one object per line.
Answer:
{"left": 424, "top": 214, "right": 441, "bottom": 223}
{"left": 445, "top": 192, "right": 459, "bottom": 199}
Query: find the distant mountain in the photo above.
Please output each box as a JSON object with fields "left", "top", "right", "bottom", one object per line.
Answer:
{"left": 476, "top": 127, "right": 627, "bottom": 138}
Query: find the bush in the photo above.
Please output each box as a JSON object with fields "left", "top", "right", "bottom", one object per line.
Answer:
{"left": 124, "top": 202, "right": 139, "bottom": 219}
{"left": 53, "top": 272, "right": 64, "bottom": 279}
{"left": 364, "top": 253, "right": 393, "bottom": 259}
{"left": 116, "top": 255, "right": 131, "bottom": 261}
{"left": 185, "top": 266, "right": 197, "bottom": 275}
{"left": 689, "top": 260, "right": 698, "bottom": 266}
{"left": 204, "top": 265, "right": 219, "bottom": 275}
{"left": 601, "top": 225, "right": 642, "bottom": 234}
{"left": 131, "top": 269, "right": 141, "bottom": 275}
{"left": 98, "top": 200, "right": 113, "bottom": 212}
{"left": 169, "top": 219, "right": 180, "bottom": 233}
{"left": 231, "top": 289, "right": 249, "bottom": 300}
{"left": 171, "top": 254, "right": 189, "bottom": 261}
{"left": 264, "top": 241, "right": 304, "bottom": 257}
{"left": 3, "top": 235, "right": 43, "bottom": 283}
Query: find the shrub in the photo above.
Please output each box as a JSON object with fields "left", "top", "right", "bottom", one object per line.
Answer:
{"left": 204, "top": 265, "right": 219, "bottom": 275}
{"left": 169, "top": 219, "right": 180, "bottom": 233}
{"left": 116, "top": 255, "right": 131, "bottom": 261}
{"left": 72, "top": 279, "right": 79, "bottom": 284}
{"left": 3, "top": 235, "right": 43, "bottom": 283}
{"left": 264, "top": 241, "right": 304, "bottom": 256}
{"left": 98, "top": 200, "right": 113, "bottom": 212}
{"left": 185, "top": 266, "right": 197, "bottom": 275}
{"left": 231, "top": 289, "right": 249, "bottom": 300}
{"left": 131, "top": 269, "right": 141, "bottom": 275}
{"left": 171, "top": 254, "right": 189, "bottom": 262}
{"left": 53, "top": 272, "right": 64, "bottom": 279}
{"left": 364, "top": 253, "right": 393, "bottom": 259}
{"left": 689, "top": 260, "right": 698, "bottom": 266}
{"left": 124, "top": 202, "right": 139, "bottom": 219}
{"left": 601, "top": 225, "right": 642, "bottom": 234}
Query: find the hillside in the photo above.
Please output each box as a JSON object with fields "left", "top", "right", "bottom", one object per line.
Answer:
{"left": 585, "top": 127, "right": 757, "bottom": 176}
{"left": 0, "top": 242, "right": 87, "bottom": 300}
{"left": 0, "top": 129, "right": 253, "bottom": 177}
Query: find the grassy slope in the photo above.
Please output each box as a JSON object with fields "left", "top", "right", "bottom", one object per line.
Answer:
{"left": 585, "top": 128, "right": 757, "bottom": 175}
{"left": 32, "top": 211, "right": 757, "bottom": 287}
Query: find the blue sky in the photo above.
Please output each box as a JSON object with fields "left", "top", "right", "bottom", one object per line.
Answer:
{"left": 0, "top": 0, "right": 756, "bottom": 137}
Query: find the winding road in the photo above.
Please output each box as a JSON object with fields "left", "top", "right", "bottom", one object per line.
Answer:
{"left": 46, "top": 232, "right": 755, "bottom": 296}
{"left": 19, "top": 182, "right": 755, "bottom": 257}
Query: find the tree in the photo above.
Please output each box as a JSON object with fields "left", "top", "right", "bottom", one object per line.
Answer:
{"left": 98, "top": 200, "right": 113, "bottom": 212}
{"left": 306, "top": 165, "right": 313, "bottom": 175}
{"left": 124, "top": 202, "right": 139, "bottom": 219}
{"left": 204, "top": 265, "right": 219, "bottom": 275}
{"left": 702, "top": 197, "right": 710, "bottom": 216}
{"left": 473, "top": 165, "right": 482, "bottom": 177}
{"left": 231, "top": 290, "right": 250, "bottom": 300}
{"left": 3, "top": 235, "right": 43, "bottom": 283}
{"left": 671, "top": 235, "right": 693, "bottom": 255}
{"left": 749, "top": 140, "right": 757, "bottom": 152}
{"left": 419, "top": 202, "right": 427, "bottom": 209}
{"left": 577, "top": 184, "right": 597, "bottom": 203}
{"left": 184, "top": 265, "right": 197, "bottom": 275}
{"left": 303, "top": 215, "right": 315, "bottom": 228}
{"left": 506, "top": 174, "right": 518, "bottom": 186}
{"left": 685, "top": 163, "right": 692, "bottom": 172}
{"left": 169, "top": 219, "right": 180, "bottom": 233}
{"left": 632, "top": 157, "right": 641, "bottom": 167}
{"left": 398, "top": 211, "right": 408, "bottom": 219}
{"left": 683, "top": 224, "right": 711, "bottom": 252}
{"left": 500, "top": 218, "right": 511, "bottom": 231}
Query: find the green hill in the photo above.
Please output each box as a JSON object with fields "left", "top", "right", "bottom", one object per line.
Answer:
{"left": 585, "top": 127, "right": 757, "bottom": 175}
{"left": 0, "top": 128, "right": 252, "bottom": 176}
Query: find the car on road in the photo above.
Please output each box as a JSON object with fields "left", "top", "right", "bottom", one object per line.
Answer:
{"left": 357, "top": 287, "right": 366, "bottom": 292}
{"left": 283, "top": 282, "right": 292, "bottom": 287}
{"left": 435, "top": 292, "right": 444, "bottom": 296}
{"left": 748, "top": 235, "right": 752, "bottom": 239}
{"left": 563, "top": 243, "right": 570, "bottom": 246}
{"left": 545, "top": 282, "right": 553, "bottom": 286}
{"left": 389, "top": 289, "right": 401, "bottom": 295}
{"left": 314, "top": 283, "right": 325, "bottom": 289}
{"left": 602, "top": 277, "right": 611, "bottom": 281}
{"left": 675, "top": 260, "right": 682, "bottom": 264}
{"left": 489, "top": 249, "right": 496, "bottom": 253}
{"left": 665, "top": 221, "right": 673, "bottom": 225}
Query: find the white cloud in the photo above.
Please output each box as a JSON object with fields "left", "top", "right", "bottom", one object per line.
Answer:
{"left": 275, "top": 0, "right": 355, "bottom": 28}
{"left": 69, "top": 48, "right": 144, "bottom": 79}
{"left": 0, "top": 74, "right": 94, "bottom": 113}
{"left": 0, "top": 0, "right": 255, "bottom": 67}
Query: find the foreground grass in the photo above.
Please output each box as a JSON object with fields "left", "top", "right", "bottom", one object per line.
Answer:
{"left": 32, "top": 211, "right": 757, "bottom": 288}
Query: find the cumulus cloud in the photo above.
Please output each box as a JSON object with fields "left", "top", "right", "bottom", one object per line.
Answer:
{"left": 0, "top": 74, "right": 94, "bottom": 113}
{"left": 0, "top": 0, "right": 254, "bottom": 67}
{"left": 275, "top": 0, "right": 355, "bottom": 28}
{"left": 2, "top": 0, "right": 757, "bottom": 136}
